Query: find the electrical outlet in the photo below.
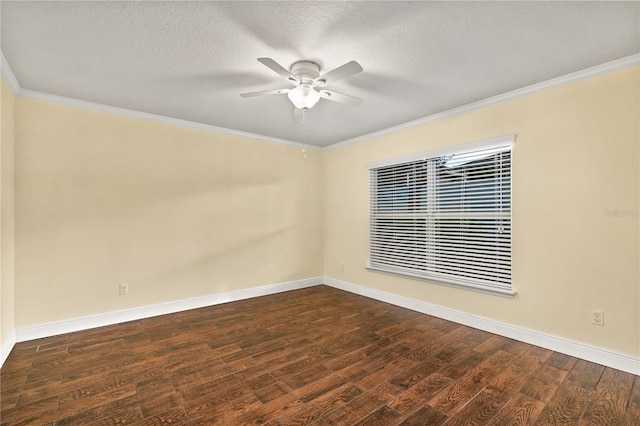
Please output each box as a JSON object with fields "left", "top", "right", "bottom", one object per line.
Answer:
{"left": 340, "top": 263, "right": 345, "bottom": 271}
{"left": 592, "top": 310, "right": 604, "bottom": 326}
{"left": 119, "top": 283, "right": 128, "bottom": 296}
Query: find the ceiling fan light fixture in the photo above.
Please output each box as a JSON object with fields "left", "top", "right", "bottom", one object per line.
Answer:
{"left": 287, "top": 84, "right": 320, "bottom": 110}
{"left": 241, "top": 58, "right": 363, "bottom": 110}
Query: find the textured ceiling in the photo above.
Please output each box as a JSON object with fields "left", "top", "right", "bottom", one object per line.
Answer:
{"left": 1, "top": 1, "right": 639, "bottom": 147}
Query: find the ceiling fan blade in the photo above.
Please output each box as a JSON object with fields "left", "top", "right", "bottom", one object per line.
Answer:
{"left": 257, "top": 58, "right": 299, "bottom": 83}
{"left": 318, "top": 89, "right": 363, "bottom": 106}
{"left": 316, "top": 61, "right": 363, "bottom": 85}
{"left": 240, "top": 88, "right": 290, "bottom": 97}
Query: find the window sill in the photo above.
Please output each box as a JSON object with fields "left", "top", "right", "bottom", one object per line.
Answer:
{"left": 366, "top": 265, "right": 516, "bottom": 298}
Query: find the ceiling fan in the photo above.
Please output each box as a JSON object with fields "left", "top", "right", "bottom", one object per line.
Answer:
{"left": 240, "top": 58, "right": 363, "bottom": 111}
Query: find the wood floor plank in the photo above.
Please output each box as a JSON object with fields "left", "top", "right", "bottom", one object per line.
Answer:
{"left": 388, "top": 356, "right": 447, "bottom": 390}
{"left": 353, "top": 405, "right": 404, "bottom": 425}
{"left": 389, "top": 373, "right": 454, "bottom": 416}
{"left": 443, "top": 391, "right": 504, "bottom": 425}
{"left": 54, "top": 378, "right": 178, "bottom": 425}
{"left": 437, "top": 348, "right": 488, "bottom": 380}
{"left": 86, "top": 406, "right": 143, "bottom": 425}
{"left": 225, "top": 393, "right": 302, "bottom": 425}
{"left": 276, "top": 383, "right": 363, "bottom": 426}
{"left": 489, "top": 392, "right": 546, "bottom": 426}
{"left": 1, "top": 285, "right": 638, "bottom": 425}
{"left": 0, "top": 395, "right": 60, "bottom": 424}
{"left": 398, "top": 405, "right": 449, "bottom": 425}
{"left": 354, "top": 343, "right": 413, "bottom": 373}
{"left": 182, "top": 373, "right": 270, "bottom": 418}
{"left": 138, "top": 384, "right": 184, "bottom": 417}
{"left": 532, "top": 384, "right": 593, "bottom": 425}
{"left": 474, "top": 335, "right": 532, "bottom": 356}
{"left": 270, "top": 354, "right": 325, "bottom": 380}
{"left": 519, "top": 364, "right": 569, "bottom": 403}
{"left": 483, "top": 346, "right": 550, "bottom": 403}
{"left": 254, "top": 380, "right": 293, "bottom": 403}
{"left": 185, "top": 393, "right": 262, "bottom": 424}
{"left": 128, "top": 406, "right": 188, "bottom": 425}
{"left": 564, "top": 359, "right": 604, "bottom": 391}
{"left": 579, "top": 367, "right": 635, "bottom": 425}
{"left": 321, "top": 386, "right": 394, "bottom": 425}
{"left": 623, "top": 376, "right": 640, "bottom": 426}
{"left": 430, "top": 350, "right": 514, "bottom": 415}
{"left": 545, "top": 352, "right": 578, "bottom": 371}
{"left": 294, "top": 373, "right": 353, "bottom": 403}
{"left": 355, "top": 357, "right": 416, "bottom": 390}
{"left": 324, "top": 342, "right": 383, "bottom": 372}
{"left": 281, "top": 364, "right": 334, "bottom": 390}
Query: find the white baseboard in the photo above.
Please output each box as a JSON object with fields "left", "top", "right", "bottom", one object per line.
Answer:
{"left": 324, "top": 277, "right": 640, "bottom": 375}
{"left": 1, "top": 330, "right": 17, "bottom": 367}
{"left": 9, "top": 275, "right": 639, "bottom": 376}
{"left": 15, "top": 277, "right": 323, "bottom": 343}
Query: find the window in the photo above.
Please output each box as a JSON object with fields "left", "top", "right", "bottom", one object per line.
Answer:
{"left": 368, "top": 135, "right": 514, "bottom": 296}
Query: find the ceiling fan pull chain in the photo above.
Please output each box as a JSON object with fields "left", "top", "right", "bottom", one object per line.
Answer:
{"left": 302, "top": 108, "right": 307, "bottom": 159}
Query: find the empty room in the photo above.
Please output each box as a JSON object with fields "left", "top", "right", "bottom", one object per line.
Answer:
{"left": 0, "top": 1, "right": 639, "bottom": 425}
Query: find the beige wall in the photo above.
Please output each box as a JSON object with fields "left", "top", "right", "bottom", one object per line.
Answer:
{"left": 14, "top": 99, "right": 323, "bottom": 327}
{"left": 324, "top": 67, "right": 640, "bottom": 356}
{"left": 4, "top": 65, "right": 639, "bottom": 360}
{"left": 1, "top": 79, "right": 16, "bottom": 350}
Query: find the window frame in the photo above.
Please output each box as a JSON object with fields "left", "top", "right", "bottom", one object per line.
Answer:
{"left": 367, "top": 134, "right": 516, "bottom": 297}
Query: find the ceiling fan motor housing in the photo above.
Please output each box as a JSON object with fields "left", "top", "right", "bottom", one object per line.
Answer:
{"left": 291, "top": 61, "right": 320, "bottom": 84}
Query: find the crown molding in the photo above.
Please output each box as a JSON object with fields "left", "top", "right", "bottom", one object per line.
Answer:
{"left": 2, "top": 49, "right": 637, "bottom": 152}
{"left": 324, "top": 53, "right": 640, "bottom": 151}
{"left": 0, "top": 50, "right": 321, "bottom": 152}
{"left": 18, "top": 89, "right": 322, "bottom": 151}
{"left": 1, "top": 52, "right": 21, "bottom": 95}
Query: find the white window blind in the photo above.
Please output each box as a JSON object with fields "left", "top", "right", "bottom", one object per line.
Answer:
{"left": 368, "top": 135, "right": 514, "bottom": 296}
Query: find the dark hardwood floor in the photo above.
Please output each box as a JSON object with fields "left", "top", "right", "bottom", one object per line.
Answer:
{"left": 1, "top": 285, "right": 638, "bottom": 425}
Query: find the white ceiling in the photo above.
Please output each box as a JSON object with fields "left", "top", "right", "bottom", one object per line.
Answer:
{"left": 1, "top": 1, "right": 639, "bottom": 147}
